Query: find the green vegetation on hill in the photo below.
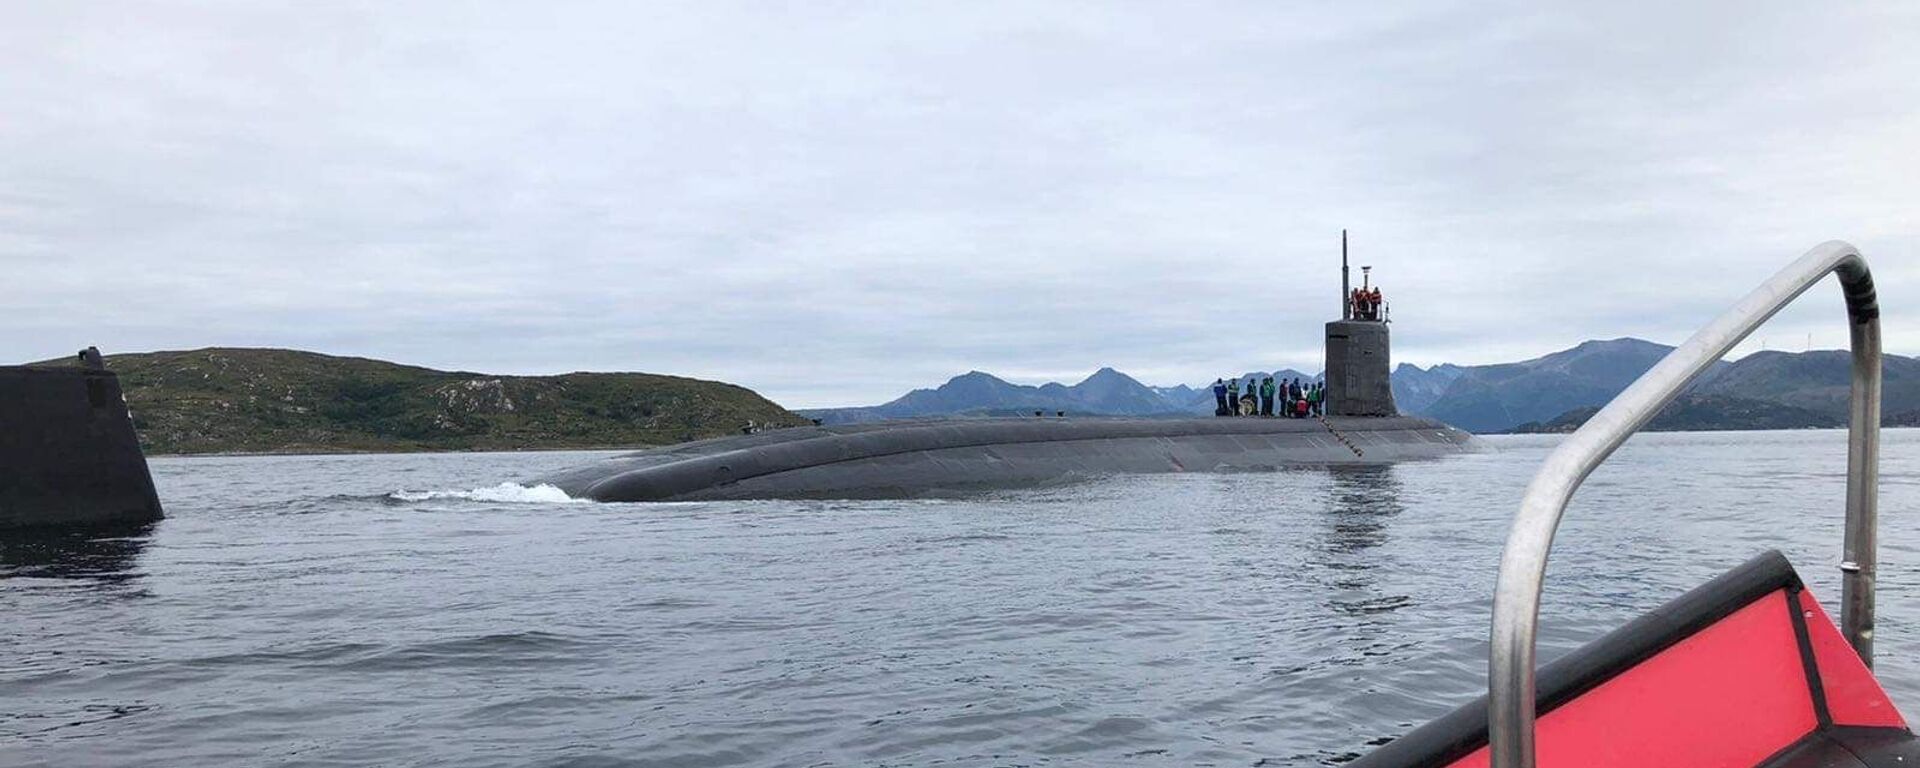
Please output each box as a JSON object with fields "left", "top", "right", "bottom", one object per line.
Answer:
{"left": 1503, "top": 349, "right": 1920, "bottom": 434}
{"left": 1507, "top": 394, "right": 1840, "bottom": 434}
{"left": 38, "top": 348, "right": 808, "bottom": 455}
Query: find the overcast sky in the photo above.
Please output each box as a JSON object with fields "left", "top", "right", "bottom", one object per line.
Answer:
{"left": 4, "top": 2, "right": 1917, "bottom": 407}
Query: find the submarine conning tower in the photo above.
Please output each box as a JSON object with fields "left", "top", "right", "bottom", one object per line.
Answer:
{"left": 0, "top": 347, "right": 164, "bottom": 529}
{"left": 1324, "top": 231, "right": 1398, "bottom": 417}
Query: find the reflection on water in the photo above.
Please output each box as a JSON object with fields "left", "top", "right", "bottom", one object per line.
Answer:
{"left": 0, "top": 523, "right": 153, "bottom": 582}
{"left": 1316, "top": 465, "right": 1411, "bottom": 617}
{"left": 1323, "top": 465, "right": 1406, "bottom": 556}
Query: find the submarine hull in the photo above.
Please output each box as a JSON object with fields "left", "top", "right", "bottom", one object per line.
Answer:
{"left": 536, "top": 416, "right": 1484, "bottom": 502}
{"left": 0, "top": 364, "right": 164, "bottom": 529}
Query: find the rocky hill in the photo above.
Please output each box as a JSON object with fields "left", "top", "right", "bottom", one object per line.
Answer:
{"left": 802, "top": 367, "right": 1193, "bottom": 424}
{"left": 1501, "top": 348, "right": 1920, "bottom": 434}
{"left": 1507, "top": 394, "right": 1839, "bottom": 434}
{"left": 803, "top": 367, "right": 1336, "bottom": 424}
{"left": 1419, "top": 338, "right": 1690, "bottom": 433}
{"left": 1390, "top": 362, "right": 1465, "bottom": 415}
{"left": 35, "top": 348, "right": 807, "bottom": 455}
{"left": 1689, "top": 350, "right": 1920, "bottom": 417}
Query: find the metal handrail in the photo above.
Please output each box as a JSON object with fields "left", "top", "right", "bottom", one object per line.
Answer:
{"left": 1488, "top": 241, "right": 1882, "bottom": 768}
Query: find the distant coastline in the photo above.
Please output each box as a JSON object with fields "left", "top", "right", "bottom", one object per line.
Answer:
{"left": 1506, "top": 398, "right": 1920, "bottom": 435}
{"left": 30, "top": 348, "right": 808, "bottom": 456}
{"left": 145, "top": 444, "right": 650, "bottom": 459}
{"left": 801, "top": 339, "right": 1920, "bottom": 436}
{"left": 27, "top": 338, "right": 1920, "bottom": 456}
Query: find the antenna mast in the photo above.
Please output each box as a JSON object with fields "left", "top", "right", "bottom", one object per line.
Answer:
{"left": 1341, "top": 229, "right": 1351, "bottom": 320}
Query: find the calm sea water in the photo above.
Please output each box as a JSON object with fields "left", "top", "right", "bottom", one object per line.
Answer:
{"left": 6, "top": 430, "right": 1920, "bottom": 767}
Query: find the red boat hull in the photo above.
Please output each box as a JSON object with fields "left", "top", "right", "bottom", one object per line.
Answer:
{"left": 1356, "top": 551, "right": 1917, "bottom": 768}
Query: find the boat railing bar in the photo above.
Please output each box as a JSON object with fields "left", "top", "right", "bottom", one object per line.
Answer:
{"left": 1488, "top": 241, "right": 1882, "bottom": 768}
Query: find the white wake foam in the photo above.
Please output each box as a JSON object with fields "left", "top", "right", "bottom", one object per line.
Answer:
{"left": 389, "top": 482, "right": 587, "bottom": 504}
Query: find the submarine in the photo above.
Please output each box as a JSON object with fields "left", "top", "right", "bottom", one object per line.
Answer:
{"left": 536, "top": 247, "right": 1486, "bottom": 503}
{"left": 0, "top": 347, "right": 165, "bottom": 529}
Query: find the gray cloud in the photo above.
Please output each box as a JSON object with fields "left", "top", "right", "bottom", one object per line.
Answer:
{"left": 3, "top": 1, "right": 1917, "bottom": 406}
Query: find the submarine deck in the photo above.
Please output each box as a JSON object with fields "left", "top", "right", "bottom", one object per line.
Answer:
{"left": 536, "top": 415, "right": 1483, "bottom": 502}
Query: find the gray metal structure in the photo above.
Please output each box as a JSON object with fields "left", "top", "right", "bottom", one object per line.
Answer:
{"left": 1324, "top": 319, "right": 1398, "bottom": 417}
{"left": 537, "top": 415, "right": 1481, "bottom": 502}
{"left": 1487, "top": 241, "right": 1881, "bottom": 768}
{"left": 0, "top": 349, "right": 165, "bottom": 529}
{"left": 1343, "top": 229, "right": 1352, "bottom": 320}
{"left": 1326, "top": 231, "right": 1398, "bottom": 417}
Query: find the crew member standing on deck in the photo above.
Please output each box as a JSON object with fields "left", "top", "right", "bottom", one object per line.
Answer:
{"left": 1212, "top": 378, "right": 1228, "bottom": 416}
{"left": 1259, "top": 376, "right": 1275, "bottom": 417}
{"left": 1226, "top": 377, "right": 1240, "bottom": 416}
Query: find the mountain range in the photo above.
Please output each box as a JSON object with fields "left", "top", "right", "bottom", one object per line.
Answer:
{"left": 34, "top": 343, "right": 1907, "bottom": 454}
{"left": 1417, "top": 338, "right": 1687, "bottom": 432}
{"left": 799, "top": 339, "right": 1920, "bottom": 434}
{"left": 800, "top": 367, "right": 1324, "bottom": 424}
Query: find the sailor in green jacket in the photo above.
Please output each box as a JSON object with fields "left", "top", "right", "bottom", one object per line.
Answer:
{"left": 1225, "top": 378, "right": 1240, "bottom": 416}
{"left": 1259, "top": 376, "right": 1275, "bottom": 417}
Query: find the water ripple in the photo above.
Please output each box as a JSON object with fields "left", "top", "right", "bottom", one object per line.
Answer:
{"left": 6, "top": 432, "right": 1920, "bottom": 766}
